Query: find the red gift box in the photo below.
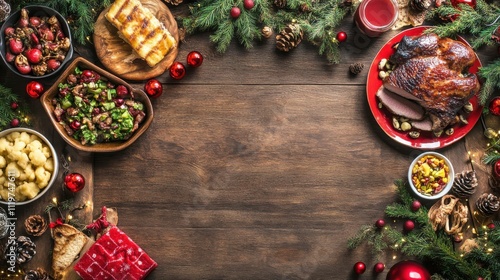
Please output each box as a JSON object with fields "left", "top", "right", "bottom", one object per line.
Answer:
{"left": 74, "top": 226, "right": 157, "bottom": 280}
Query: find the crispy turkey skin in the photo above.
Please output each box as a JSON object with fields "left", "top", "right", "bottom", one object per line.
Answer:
{"left": 383, "top": 33, "right": 480, "bottom": 132}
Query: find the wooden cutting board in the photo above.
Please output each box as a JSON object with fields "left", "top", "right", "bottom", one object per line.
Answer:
{"left": 93, "top": 0, "right": 179, "bottom": 81}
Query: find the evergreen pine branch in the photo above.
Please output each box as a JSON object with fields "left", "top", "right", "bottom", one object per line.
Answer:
{"left": 483, "top": 150, "right": 500, "bottom": 165}
{"left": 0, "top": 84, "right": 30, "bottom": 129}
{"left": 479, "top": 59, "right": 500, "bottom": 106}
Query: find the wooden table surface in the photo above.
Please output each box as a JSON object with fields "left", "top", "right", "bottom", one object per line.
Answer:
{"left": 2, "top": 6, "right": 500, "bottom": 279}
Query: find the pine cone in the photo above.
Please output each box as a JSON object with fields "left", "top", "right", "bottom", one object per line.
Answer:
{"left": 24, "top": 215, "right": 48, "bottom": 237}
{"left": 261, "top": 26, "right": 273, "bottom": 39}
{"left": 274, "top": 0, "right": 287, "bottom": 8}
{"left": 164, "top": 0, "right": 183, "bottom": 5}
{"left": 24, "top": 268, "right": 53, "bottom": 280}
{"left": 475, "top": 193, "right": 500, "bottom": 217}
{"left": 5, "top": 236, "right": 36, "bottom": 264}
{"left": 451, "top": 170, "right": 477, "bottom": 198}
{"left": 276, "top": 23, "right": 303, "bottom": 52}
{"left": 409, "top": 0, "right": 432, "bottom": 13}
{"left": 349, "top": 63, "right": 364, "bottom": 75}
{"left": 0, "top": 0, "right": 11, "bottom": 22}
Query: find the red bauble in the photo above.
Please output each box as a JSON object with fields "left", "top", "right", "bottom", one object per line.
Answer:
{"left": 169, "top": 62, "right": 186, "bottom": 80}
{"left": 187, "top": 51, "right": 204, "bottom": 68}
{"left": 144, "top": 79, "right": 163, "bottom": 98}
{"left": 487, "top": 223, "right": 496, "bottom": 230}
{"left": 336, "top": 31, "right": 347, "bottom": 42}
{"left": 374, "top": 262, "right": 385, "bottom": 273}
{"left": 494, "top": 160, "right": 500, "bottom": 179}
{"left": 411, "top": 200, "right": 421, "bottom": 212}
{"left": 404, "top": 220, "right": 415, "bottom": 232}
{"left": 489, "top": 97, "right": 500, "bottom": 116}
{"left": 10, "top": 118, "right": 20, "bottom": 127}
{"left": 451, "top": 0, "right": 476, "bottom": 9}
{"left": 386, "top": 260, "right": 431, "bottom": 280}
{"left": 375, "top": 219, "right": 386, "bottom": 229}
{"left": 64, "top": 173, "right": 86, "bottom": 193}
{"left": 230, "top": 6, "right": 241, "bottom": 19}
{"left": 353, "top": 261, "right": 366, "bottom": 274}
{"left": 26, "top": 81, "right": 44, "bottom": 99}
{"left": 244, "top": 0, "right": 255, "bottom": 9}
{"left": 10, "top": 102, "right": 19, "bottom": 110}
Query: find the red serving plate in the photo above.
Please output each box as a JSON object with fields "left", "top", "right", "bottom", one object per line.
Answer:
{"left": 367, "top": 26, "right": 482, "bottom": 149}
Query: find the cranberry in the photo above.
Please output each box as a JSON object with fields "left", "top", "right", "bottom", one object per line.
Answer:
{"left": 59, "top": 87, "right": 69, "bottom": 97}
{"left": 25, "top": 48, "right": 42, "bottom": 64}
{"left": 8, "top": 38, "right": 24, "bottom": 54}
{"left": 116, "top": 85, "right": 128, "bottom": 98}
{"left": 15, "top": 54, "right": 31, "bottom": 75}
{"left": 82, "top": 70, "right": 93, "bottom": 78}
{"left": 29, "top": 16, "right": 41, "bottom": 27}
{"left": 70, "top": 120, "right": 81, "bottom": 130}
{"left": 30, "top": 33, "right": 40, "bottom": 45}
{"left": 47, "top": 59, "right": 61, "bottom": 72}
{"left": 115, "top": 98, "right": 125, "bottom": 107}
{"left": 4, "top": 27, "right": 15, "bottom": 37}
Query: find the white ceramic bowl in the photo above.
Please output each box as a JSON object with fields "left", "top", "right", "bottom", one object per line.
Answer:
{"left": 0, "top": 128, "right": 59, "bottom": 205}
{"left": 408, "top": 152, "right": 454, "bottom": 200}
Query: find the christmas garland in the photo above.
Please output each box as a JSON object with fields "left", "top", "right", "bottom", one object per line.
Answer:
{"left": 0, "top": 84, "right": 30, "bottom": 130}
{"left": 182, "top": 0, "right": 352, "bottom": 63}
{"left": 348, "top": 179, "right": 500, "bottom": 279}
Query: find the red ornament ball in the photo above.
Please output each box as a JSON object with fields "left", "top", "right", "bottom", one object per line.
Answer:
{"left": 494, "top": 160, "right": 500, "bottom": 179}
{"left": 411, "top": 200, "right": 421, "bottom": 212}
{"left": 353, "top": 261, "right": 366, "bottom": 274}
{"left": 375, "top": 219, "right": 386, "bottom": 229}
{"left": 244, "top": 0, "right": 255, "bottom": 10}
{"left": 169, "top": 62, "right": 186, "bottom": 80}
{"left": 230, "top": 6, "right": 241, "bottom": 19}
{"left": 386, "top": 260, "right": 430, "bottom": 280}
{"left": 451, "top": 0, "right": 476, "bottom": 9}
{"left": 489, "top": 97, "right": 500, "bottom": 116}
{"left": 187, "top": 51, "right": 204, "bottom": 68}
{"left": 374, "top": 262, "right": 385, "bottom": 273}
{"left": 487, "top": 223, "right": 496, "bottom": 230}
{"left": 144, "top": 79, "right": 163, "bottom": 98}
{"left": 336, "top": 31, "right": 347, "bottom": 42}
{"left": 10, "top": 118, "right": 20, "bottom": 127}
{"left": 10, "top": 102, "right": 19, "bottom": 110}
{"left": 26, "top": 81, "right": 44, "bottom": 99}
{"left": 64, "top": 172, "right": 86, "bottom": 193}
{"left": 404, "top": 220, "right": 415, "bottom": 232}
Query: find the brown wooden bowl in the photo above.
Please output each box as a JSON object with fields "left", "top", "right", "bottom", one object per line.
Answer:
{"left": 41, "top": 57, "right": 154, "bottom": 153}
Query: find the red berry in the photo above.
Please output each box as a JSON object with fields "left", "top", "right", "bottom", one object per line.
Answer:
{"left": 116, "top": 85, "right": 129, "bottom": 98}
{"left": 46, "top": 59, "right": 61, "bottom": 72}
{"left": 374, "top": 262, "right": 385, "bottom": 273}
{"left": 10, "top": 102, "right": 19, "bottom": 110}
{"left": 144, "top": 79, "right": 163, "bottom": 98}
{"left": 187, "top": 51, "right": 204, "bottom": 68}
{"left": 169, "top": 62, "right": 186, "bottom": 80}
{"left": 230, "top": 6, "right": 241, "bottom": 19}
{"left": 404, "top": 220, "right": 415, "bottom": 232}
{"left": 70, "top": 120, "right": 81, "bottom": 130}
{"left": 487, "top": 223, "right": 495, "bottom": 230}
{"left": 336, "top": 31, "right": 347, "bottom": 42}
{"left": 25, "top": 48, "right": 42, "bottom": 64}
{"left": 353, "top": 262, "right": 366, "bottom": 274}
{"left": 64, "top": 173, "right": 86, "bottom": 193}
{"left": 375, "top": 219, "right": 385, "bottom": 229}
{"left": 244, "top": 0, "right": 255, "bottom": 9}
{"left": 10, "top": 118, "right": 20, "bottom": 127}
{"left": 26, "top": 81, "right": 44, "bottom": 98}
{"left": 9, "top": 38, "right": 24, "bottom": 54}
{"left": 411, "top": 200, "right": 422, "bottom": 212}
{"left": 115, "top": 98, "right": 125, "bottom": 107}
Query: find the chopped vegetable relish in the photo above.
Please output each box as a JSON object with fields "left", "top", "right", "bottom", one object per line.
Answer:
{"left": 52, "top": 67, "right": 146, "bottom": 145}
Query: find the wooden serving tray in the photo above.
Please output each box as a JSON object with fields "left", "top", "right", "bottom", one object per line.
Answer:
{"left": 93, "top": 0, "right": 179, "bottom": 81}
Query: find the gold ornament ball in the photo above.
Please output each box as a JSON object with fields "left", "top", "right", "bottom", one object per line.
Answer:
{"left": 484, "top": 128, "right": 498, "bottom": 139}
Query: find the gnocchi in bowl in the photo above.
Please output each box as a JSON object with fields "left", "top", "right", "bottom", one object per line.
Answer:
{"left": 0, "top": 128, "right": 58, "bottom": 205}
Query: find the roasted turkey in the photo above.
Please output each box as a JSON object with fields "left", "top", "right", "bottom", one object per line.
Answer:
{"left": 383, "top": 33, "right": 480, "bottom": 132}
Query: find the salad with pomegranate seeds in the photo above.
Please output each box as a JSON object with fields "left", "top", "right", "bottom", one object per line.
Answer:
{"left": 52, "top": 67, "right": 146, "bottom": 145}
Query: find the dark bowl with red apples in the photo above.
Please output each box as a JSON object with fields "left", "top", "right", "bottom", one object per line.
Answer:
{"left": 0, "top": 5, "right": 73, "bottom": 79}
